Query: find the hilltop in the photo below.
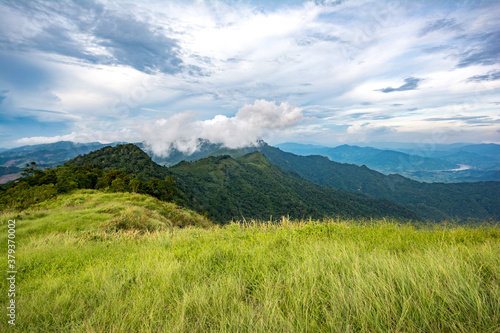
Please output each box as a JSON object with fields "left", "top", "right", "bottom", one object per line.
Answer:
{"left": 70, "top": 143, "right": 169, "bottom": 181}
{"left": 2, "top": 189, "right": 211, "bottom": 237}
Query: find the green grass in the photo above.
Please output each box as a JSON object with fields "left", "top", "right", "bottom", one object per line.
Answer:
{"left": 1, "top": 190, "right": 499, "bottom": 332}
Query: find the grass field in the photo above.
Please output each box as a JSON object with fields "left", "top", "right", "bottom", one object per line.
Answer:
{"left": 1, "top": 190, "right": 499, "bottom": 332}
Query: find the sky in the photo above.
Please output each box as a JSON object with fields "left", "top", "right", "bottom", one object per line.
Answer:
{"left": 0, "top": 0, "right": 499, "bottom": 154}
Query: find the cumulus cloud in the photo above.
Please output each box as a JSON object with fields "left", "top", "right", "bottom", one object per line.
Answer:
{"left": 142, "top": 100, "right": 303, "bottom": 156}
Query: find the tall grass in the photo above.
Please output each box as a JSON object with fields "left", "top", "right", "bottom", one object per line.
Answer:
{"left": 1, "top": 191, "right": 499, "bottom": 332}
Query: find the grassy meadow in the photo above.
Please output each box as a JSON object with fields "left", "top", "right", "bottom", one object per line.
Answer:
{"left": 1, "top": 190, "right": 499, "bottom": 332}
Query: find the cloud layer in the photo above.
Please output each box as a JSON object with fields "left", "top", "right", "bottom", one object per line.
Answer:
{"left": 0, "top": 0, "right": 499, "bottom": 148}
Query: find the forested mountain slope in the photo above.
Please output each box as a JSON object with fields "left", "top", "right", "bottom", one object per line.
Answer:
{"left": 168, "top": 151, "right": 418, "bottom": 223}
{"left": 70, "top": 144, "right": 170, "bottom": 181}
{"left": 256, "top": 145, "right": 500, "bottom": 221}
{"left": 67, "top": 144, "right": 418, "bottom": 223}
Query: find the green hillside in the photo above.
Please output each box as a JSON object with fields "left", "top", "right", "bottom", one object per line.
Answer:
{"left": 145, "top": 142, "right": 500, "bottom": 221}
{"left": 70, "top": 143, "right": 169, "bottom": 181}
{"left": 1, "top": 199, "right": 499, "bottom": 332}
{"left": 64, "top": 144, "right": 418, "bottom": 223}
{"left": 256, "top": 145, "right": 500, "bottom": 221}
{"left": 169, "top": 151, "right": 418, "bottom": 223}
{"left": 1, "top": 190, "right": 211, "bottom": 236}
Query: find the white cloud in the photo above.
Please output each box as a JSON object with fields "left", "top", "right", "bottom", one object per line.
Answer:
{"left": 142, "top": 99, "right": 303, "bottom": 156}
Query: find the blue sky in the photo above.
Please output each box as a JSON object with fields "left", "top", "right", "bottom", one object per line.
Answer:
{"left": 0, "top": 0, "right": 499, "bottom": 153}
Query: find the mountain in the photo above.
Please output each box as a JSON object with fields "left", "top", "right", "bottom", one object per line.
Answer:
{"left": 405, "top": 143, "right": 500, "bottom": 160}
{"left": 256, "top": 144, "right": 500, "bottom": 221}
{"left": 168, "top": 151, "right": 418, "bottom": 223}
{"left": 0, "top": 141, "right": 120, "bottom": 167}
{"left": 397, "top": 143, "right": 500, "bottom": 169}
{"left": 318, "top": 145, "right": 457, "bottom": 172}
{"left": 66, "top": 144, "right": 418, "bottom": 223}
{"left": 276, "top": 143, "right": 457, "bottom": 170}
{"left": 0, "top": 166, "right": 22, "bottom": 183}
{"left": 276, "top": 142, "right": 500, "bottom": 183}
{"left": 4, "top": 140, "right": 498, "bottom": 222}
{"left": 125, "top": 141, "right": 500, "bottom": 221}
{"left": 140, "top": 140, "right": 225, "bottom": 166}
{"left": 70, "top": 143, "right": 169, "bottom": 181}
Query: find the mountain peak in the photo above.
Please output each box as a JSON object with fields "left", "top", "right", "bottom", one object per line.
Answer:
{"left": 237, "top": 151, "right": 270, "bottom": 165}
{"left": 69, "top": 143, "right": 168, "bottom": 181}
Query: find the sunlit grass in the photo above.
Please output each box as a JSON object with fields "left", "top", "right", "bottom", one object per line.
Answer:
{"left": 0, "top": 190, "right": 499, "bottom": 332}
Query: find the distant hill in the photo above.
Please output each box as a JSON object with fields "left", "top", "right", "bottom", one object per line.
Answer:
{"left": 0, "top": 141, "right": 121, "bottom": 183}
{"left": 256, "top": 144, "right": 500, "bottom": 221}
{"left": 0, "top": 166, "right": 22, "bottom": 184}
{"left": 0, "top": 141, "right": 119, "bottom": 167}
{"left": 66, "top": 144, "right": 418, "bottom": 223}
{"left": 276, "top": 142, "right": 500, "bottom": 183}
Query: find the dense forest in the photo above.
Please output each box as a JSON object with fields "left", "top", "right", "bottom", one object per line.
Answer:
{"left": 168, "top": 151, "right": 418, "bottom": 222}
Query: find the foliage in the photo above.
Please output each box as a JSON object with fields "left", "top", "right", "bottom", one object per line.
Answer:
{"left": 70, "top": 143, "right": 170, "bottom": 181}
{"left": 0, "top": 163, "right": 179, "bottom": 211}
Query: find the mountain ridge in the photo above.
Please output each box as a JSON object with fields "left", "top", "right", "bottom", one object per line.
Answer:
{"left": 276, "top": 142, "right": 500, "bottom": 182}
{"left": 65, "top": 144, "right": 419, "bottom": 223}
{"left": 255, "top": 144, "right": 500, "bottom": 221}
{"left": 2, "top": 140, "right": 498, "bottom": 222}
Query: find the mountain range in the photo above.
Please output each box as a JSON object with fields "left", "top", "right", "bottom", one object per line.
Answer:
{"left": 0, "top": 141, "right": 122, "bottom": 183}
{"left": 151, "top": 142, "right": 499, "bottom": 221}
{"left": 69, "top": 144, "right": 418, "bottom": 223}
{"left": 1, "top": 140, "right": 499, "bottom": 222}
{"left": 276, "top": 143, "right": 500, "bottom": 183}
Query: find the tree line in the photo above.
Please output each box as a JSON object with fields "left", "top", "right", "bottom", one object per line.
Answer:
{"left": 0, "top": 162, "right": 181, "bottom": 211}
